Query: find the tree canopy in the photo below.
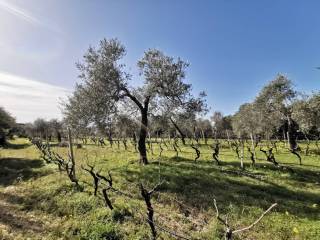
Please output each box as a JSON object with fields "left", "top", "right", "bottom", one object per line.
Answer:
{"left": 64, "top": 38, "right": 207, "bottom": 164}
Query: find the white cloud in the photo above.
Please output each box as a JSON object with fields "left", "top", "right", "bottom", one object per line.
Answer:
{"left": 0, "top": 72, "right": 70, "bottom": 123}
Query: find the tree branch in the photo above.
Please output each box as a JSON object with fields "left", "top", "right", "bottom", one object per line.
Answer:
{"left": 213, "top": 199, "right": 230, "bottom": 228}
{"left": 120, "top": 86, "right": 144, "bottom": 110}
{"left": 233, "top": 203, "right": 277, "bottom": 233}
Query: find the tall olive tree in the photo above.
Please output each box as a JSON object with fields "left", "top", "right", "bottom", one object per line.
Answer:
{"left": 255, "top": 75, "right": 297, "bottom": 143}
{"left": 254, "top": 74, "right": 302, "bottom": 163}
{"left": 64, "top": 39, "right": 206, "bottom": 164}
{"left": 292, "top": 93, "right": 320, "bottom": 151}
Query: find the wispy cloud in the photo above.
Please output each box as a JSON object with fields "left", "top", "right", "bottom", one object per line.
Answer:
{"left": 0, "top": 72, "right": 70, "bottom": 123}
{"left": 0, "top": 0, "right": 64, "bottom": 61}
{"left": 0, "top": 0, "right": 61, "bottom": 33}
{"left": 0, "top": 0, "right": 42, "bottom": 26}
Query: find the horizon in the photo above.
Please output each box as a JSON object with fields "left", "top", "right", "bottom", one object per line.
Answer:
{"left": 1, "top": 0, "right": 320, "bottom": 123}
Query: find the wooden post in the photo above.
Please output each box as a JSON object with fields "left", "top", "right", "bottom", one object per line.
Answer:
{"left": 68, "top": 127, "right": 76, "bottom": 180}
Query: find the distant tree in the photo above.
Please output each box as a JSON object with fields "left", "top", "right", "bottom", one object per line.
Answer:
{"left": 255, "top": 75, "right": 297, "bottom": 143}
{"left": 232, "top": 103, "right": 260, "bottom": 163}
{"left": 163, "top": 93, "right": 208, "bottom": 144}
{"left": 211, "top": 111, "right": 223, "bottom": 139}
{"left": 114, "top": 114, "right": 138, "bottom": 139}
{"left": 64, "top": 39, "right": 206, "bottom": 164}
{"left": 292, "top": 98, "right": 312, "bottom": 131}
{"left": 23, "top": 123, "right": 36, "bottom": 138}
{"left": 308, "top": 93, "right": 320, "bottom": 134}
{"left": 8, "top": 123, "right": 29, "bottom": 138}
{"left": 232, "top": 103, "right": 259, "bottom": 139}
{"left": 292, "top": 93, "right": 320, "bottom": 154}
{"left": 48, "top": 119, "right": 63, "bottom": 142}
{"left": 195, "top": 118, "right": 212, "bottom": 142}
{"left": 211, "top": 111, "right": 233, "bottom": 139}
{"left": 0, "top": 107, "right": 15, "bottom": 146}
{"left": 254, "top": 74, "right": 302, "bottom": 163}
{"left": 33, "top": 118, "right": 49, "bottom": 140}
{"left": 149, "top": 114, "right": 171, "bottom": 138}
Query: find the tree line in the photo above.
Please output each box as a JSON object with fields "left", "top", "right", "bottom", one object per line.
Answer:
{"left": 2, "top": 38, "right": 320, "bottom": 166}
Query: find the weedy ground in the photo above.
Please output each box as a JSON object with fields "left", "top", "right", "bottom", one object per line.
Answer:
{"left": 0, "top": 138, "right": 319, "bottom": 239}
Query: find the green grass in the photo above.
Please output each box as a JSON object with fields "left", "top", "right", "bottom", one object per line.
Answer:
{"left": 0, "top": 138, "right": 319, "bottom": 239}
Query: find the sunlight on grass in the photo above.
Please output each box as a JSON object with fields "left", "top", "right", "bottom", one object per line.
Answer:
{"left": 0, "top": 138, "right": 319, "bottom": 239}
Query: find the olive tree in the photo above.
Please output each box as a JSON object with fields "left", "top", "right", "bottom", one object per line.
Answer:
{"left": 232, "top": 103, "right": 260, "bottom": 138}
{"left": 211, "top": 111, "right": 233, "bottom": 139}
{"left": 48, "top": 119, "right": 63, "bottom": 143}
{"left": 255, "top": 75, "right": 297, "bottom": 142}
{"left": 232, "top": 103, "right": 261, "bottom": 165}
{"left": 194, "top": 118, "right": 212, "bottom": 143}
{"left": 292, "top": 93, "right": 320, "bottom": 153}
{"left": 64, "top": 39, "right": 206, "bottom": 164}
{"left": 158, "top": 93, "right": 207, "bottom": 144}
{"left": 0, "top": 107, "right": 15, "bottom": 146}
{"left": 32, "top": 118, "right": 49, "bottom": 140}
{"left": 254, "top": 74, "right": 302, "bottom": 163}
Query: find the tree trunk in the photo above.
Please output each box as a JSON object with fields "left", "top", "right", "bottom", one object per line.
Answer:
{"left": 201, "top": 129, "right": 205, "bottom": 142}
{"left": 0, "top": 131, "right": 6, "bottom": 146}
{"left": 287, "top": 115, "right": 301, "bottom": 165}
{"left": 283, "top": 129, "right": 287, "bottom": 148}
{"left": 138, "top": 108, "right": 148, "bottom": 164}
{"left": 240, "top": 139, "right": 245, "bottom": 170}
{"left": 68, "top": 128, "right": 76, "bottom": 180}
{"left": 250, "top": 133, "right": 256, "bottom": 163}
{"left": 122, "top": 87, "right": 150, "bottom": 165}
{"left": 226, "top": 130, "right": 231, "bottom": 150}
{"left": 287, "top": 116, "right": 297, "bottom": 150}
{"left": 57, "top": 131, "right": 62, "bottom": 143}
{"left": 169, "top": 117, "right": 186, "bottom": 145}
{"left": 304, "top": 133, "right": 310, "bottom": 156}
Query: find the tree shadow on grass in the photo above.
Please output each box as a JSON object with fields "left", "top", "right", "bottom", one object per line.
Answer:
{"left": 3, "top": 142, "right": 31, "bottom": 150}
{"left": 0, "top": 200, "right": 44, "bottom": 233}
{"left": 215, "top": 159, "right": 320, "bottom": 185}
{"left": 120, "top": 156, "right": 320, "bottom": 221}
{"left": 0, "top": 189, "right": 62, "bottom": 216}
{"left": 0, "top": 158, "right": 48, "bottom": 186}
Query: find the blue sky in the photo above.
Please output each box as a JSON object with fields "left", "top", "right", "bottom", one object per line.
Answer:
{"left": 1, "top": 0, "right": 320, "bottom": 122}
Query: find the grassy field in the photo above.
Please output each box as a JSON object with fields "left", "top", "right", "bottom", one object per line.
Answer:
{"left": 0, "top": 137, "right": 319, "bottom": 239}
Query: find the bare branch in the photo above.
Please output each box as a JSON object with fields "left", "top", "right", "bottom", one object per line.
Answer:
{"left": 233, "top": 203, "right": 277, "bottom": 234}
{"left": 148, "top": 180, "right": 165, "bottom": 195}
{"left": 213, "top": 199, "right": 230, "bottom": 228}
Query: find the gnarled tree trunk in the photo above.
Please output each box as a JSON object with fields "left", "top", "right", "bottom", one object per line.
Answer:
{"left": 122, "top": 87, "right": 150, "bottom": 164}
{"left": 138, "top": 108, "right": 149, "bottom": 164}
{"left": 287, "top": 115, "right": 301, "bottom": 165}
{"left": 169, "top": 117, "right": 186, "bottom": 145}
